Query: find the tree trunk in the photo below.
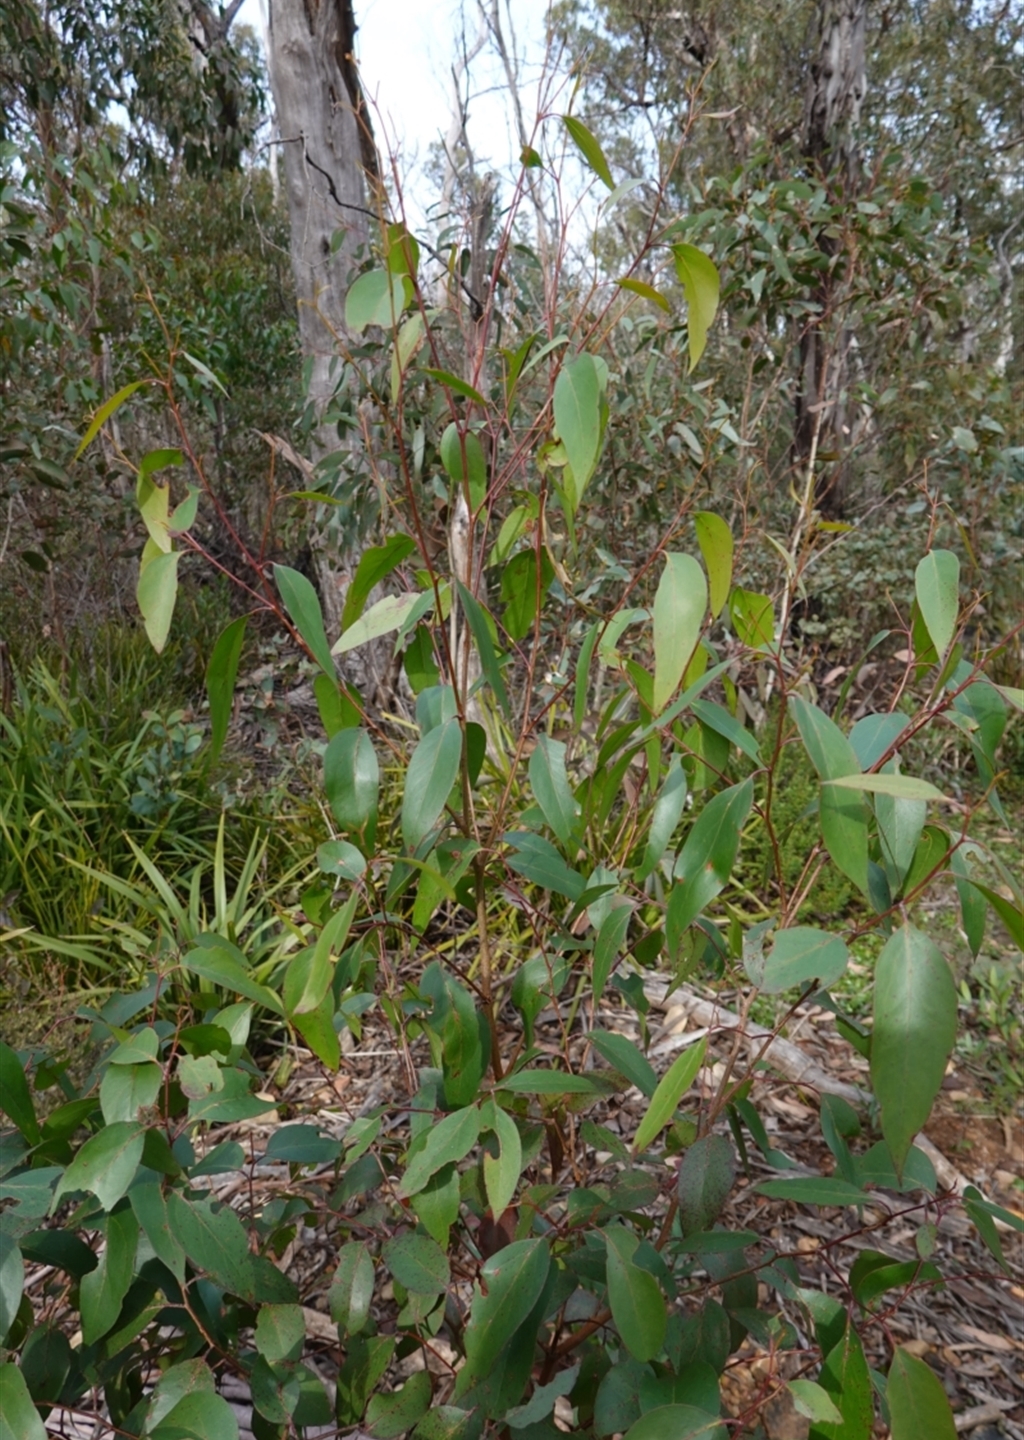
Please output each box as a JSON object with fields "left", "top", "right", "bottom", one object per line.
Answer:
{"left": 794, "top": 0, "right": 867, "bottom": 517}
{"left": 265, "top": 0, "right": 377, "bottom": 635}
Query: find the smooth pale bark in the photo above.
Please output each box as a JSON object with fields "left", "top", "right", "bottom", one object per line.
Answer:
{"left": 266, "top": 0, "right": 377, "bottom": 634}
{"left": 795, "top": 0, "right": 868, "bottom": 517}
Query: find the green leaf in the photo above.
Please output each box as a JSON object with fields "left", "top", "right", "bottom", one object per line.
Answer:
{"left": 131, "top": 1182, "right": 186, "bottom": 1280}
{"left": 594, "top": 900, "right": 634, "bottom": 1003}
{"left": 383, "top": 1233, "right": 450, "bottom": 1294}
{"left": 633, "top": 1038, "right": 707, "bottom": 1153}
{"left": 80, "top": 1205, "right": 137, "bottom": 1344}
{"left": 324, "top": 726, "right": 379, "bottom": 846}
{"left": 788, "top": 1380, "right": 843, "bottom": 1424}
{"left": 329, "top": 1242, "right": 375, "bottom": 1335}
{"left": 970, "top": 881, "right": 1024, "bottom": 949}
{"left": 729, "top": 588, "right": 774, "bottom": 649}
{"left": 482, "top": 1100, "right": 522, "bottom": 1219}
{"left": 399, "top": 1106, "right": 481, "bottom": 1198}
{"left": 872, "top": 924, "right": 957, "bottom": 1175}
{"left": 501, "top": 548, "right": 554, "bottom": 642}
{"left": 652, "top": 553, "right": 707, "bottom": 714}
{"left": 412, "top": 1404, "right": 483, "bottom": 1440}
{"left": 99, "top": 1060, "right": 162, "bottom": 1123}
{"left": 458, "top": 1238, "right": 550, "bottom": 1393}
{"left": 590, "top": 1032, "right": 657, "bottom": 1097}
{"left": 914, "top": 550, "right": 960, "bottom": 660}
{"left": 756, "top": 1177, "right": 867, "bottom": 1206}
{"left": 181, "top": 941, "right": 283, "bottom": 1014}
{"left": 671, "top": 244, "right": 720, "bottom": 371}
{"left": 617, "top": 277, "right": 670, "bottom": 311}
{"left": 137, "top": 547, "right": 180, "bottom": 654}
{"left": 206, "top": 617, "right": 246, "bottom": 766}
{"left": 346, "top": 269, "right": 408, "bottom": 331}
{"left": 676, "top": 1136, "right": 735, "bottom": 1235}
{"left": 150, "top": 1390, "right": 239, "bottom": 1440}
{"left": 74, "top": 379, "right": 147, "bottom": 460}
{"left": 887, "top": 1347, "right": 956, "bottom": 1440}
{"left": 623, "top": 1404, "right": 726, "bottom": 1439}
{"left": 0, "top": 1363, "right": 47, "bottom": 1440}
{"left": 504, "top": 831, "right": 585, "bottom": 900}
{"left": 181, "top": 350, "right": 228, "bottom": 396}
{"left": 562, "top": 115, "right": 614, "bottom": 187}
{"left": 402, "top": 717, "right": 462, "bottom": 851}
{"left": 367, "top": 1370, "right": 433, "bottom": 1438}
{"left": 669, "top": 779, "right": 754, "bottom": 935}
{"left": 424, "top": 369, "right": 488, "bottom": 406}
{"left": 694, "top": 513, "right": 733, "bottom": 618}
{"left": 456, "top": 579, "right": 511, "bottom": 719}
{"left": 274, "top": 564, "right": 335, "bottom": 680}
{"left": 293, "top": 990, "right": 341, "bottom": 1070}
{"left": 316, "top": 838, "right": 366, "bottom": 881}
{"left": 334, "top": 592, "right": 422, "bottom": 655}
{"left": 690, "top": 699, "right": 761, "bottom": 764}
{"left": 636, "top": 758, "right": 687, "bottom": 884}
{"left": 0, "top": 1234, "right": 23, "bottom": 1344}
{"left": 529, "top": 734, "right": 579, "bottom": 847}
{"left": 340, "top": 534, "right": 417, "bottom": 632}
{"left": 827, "top": 773, "right": 946, "bottom": 801}
{"left": 759, "top": 927, "right": 850, "bottom": 994}
{"left": 441, "top": 424, "right": 488, "bottom": 511}
{"left": 790, "top": 696, "right": 868, "bottom": 894}
{"left": 0, "top": 1042, "right": 41, "bottom": 1144}
{"left": 53, "top": 1121, "right": 145, "bottom": 1212}
{"left": 553, "top": 353, "right": 603, "bottom": 506}
{"left": 605, "top": 1223, "right": 667, "bottom": 1362}
{"left": 809, "top": 1321, "right": 872, "bottom": 1440}
{"left": 165, "top": 1192, "right": 255, "bottom": 1300}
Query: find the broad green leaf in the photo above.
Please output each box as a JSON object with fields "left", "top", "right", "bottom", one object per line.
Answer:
{"left": 887, "top": 1347, "right": 957, "bottom": 1440}
{"left": 334, "top": 592, "right": 421, "bottom": 655}
{"left": 759, "top": 927, "right": 850, "bottom": 994}
{"left": 324, "top": 727, "right": 379, "bottom": 841}
{"left": 456, "top": 579, "right": 511, "bottom": 719}
{"left": 482, "top": 1100, "right": 522, "bottom": 1220}
{"left": 676, "top": 1135, "right": 735, "bottom": 1235}
{"left": 694, "top": 513, "right": 733, "bottom": 618}
{"left": 391, "top": 311, "right": 426, "bottom": 392}
{"left": 827, "top": 773, "right": 946, "bottom": 801}
{"left": 99, "top": 1059, "right": 162, "bottom": 1123}
{"left": 367, "top": 1371, "right": 433, "bottom": 1438}
{"left": 206, "top": 616, "right": 246, "bottom": 766}
{"left": 594, "top": 900, "right": 633, "bottom": 1003}
{"left": 872, "top": 925, "right": 957, "bottom": 1175}
{"left": 412, "top": 1404, "right": 483, "bottom": 1439}
{"left": 914, "top": 550, "right": 960, "bottom": 660}
{"left": 147, "top": 1360, "right": 216, "bottom": 1429}
{"left": 181, "top": 941, "right": 283, "bottom": 1014}
{"left": 504, "top": 831, "right": 585, "bottom": 901}
{"left": 458, "top": 1238, "right": 550, "bottom": 1392}
{"left": 970, "top": 881, "right": 1024, "bottom": 949}
{"left": 501, "top": 548, "right": 554, "bottom": 641}
{"left": 652, "top": 553, "right": 706, "bottom": 714}
{"left": 671, "top": 244, "right": 720, "bottom": 371}
{"left": 340, "top": 534, "right": 416, "bottom": 633}
{"left": 790, "top": 696, "right": 868, "bottom": 893}
{"left": 690, "top": 699, "right": 761, "bottom": 763}
{"left": 330, "top": 1242, "right": 375, "bottom": 1335}
{"left": 669, "top": 778, "right": 754, "bottom": 935}
{"left": 423, "top": 369, "right": 487, "bottom": 406}
{"left": 346, "top": 269, "right": 408, "bottom": 331}
{"left": 137, "top": 547, "right": 180, "bottom": 653}
{"left": 283, "top": 946, "right": 332, "bottom": 1019}
{"left": 0, "top": 1363, "right": 46, "bottom": 1440}
{"left": 399, "top": 1106, "right": 481, "bottom": 1198}
{"left": 562, "top": 114, "right": 614, "bottom": 187}
{"left": 0, "top": 1234, "right": 23, "bottom": 1343}
{"left": 0, "top": 1042, "right": 40, "bottom": 1144}
{"left": 316, "top": 838, "right": 366, "bottom": 881}
{"left": 529, "top": 734, "right": 579, "bottom": 847}
{"left": 402, "top": 717, "right": 462, "bottom": 851}
{"left": 590, "top": 1032, "right": 657, "bottom": 1097}
{"left": 633, "top": 1038, "right": 707, "bottom": 1153}
{"left": 604, "top": 1223, "right": 667, "bottom": 1362}
{"left": 137, "top": 468, "right": 172, "bottom": 552}
{"left": 623, "top": 1404, "right": 726, "bottom": 1439}
{"left": 756, "top": 1177, "right": 866, "bottom": 1206}
{"left": 440, "top": 424, "right": 488, "bottom": 510}
{"left": 74, "top": 379, "right": 147, "bottom": 460}
{"left": 274, "top": 564, "right": 335, "bottom": 679}
{"left": 875, "top": 772, "right": 928, "bottom": 891}
{"left": 293, "top": 990, "right": 341, "bottom": 1070}
{"left": 506, "top": 1362, "right": 580, "bottom": 1428}
{"left": 617, "top": 277, "right": 670, "bottom": 311}
{"left": 131, "top": 1182, "right": 186, "bottom": 1280}
{"left": 165, "top": 1192, "right": 255, "bottom": 1300}
{"left": 80, "top": 1205, "right": 137, "bottom": 1344}
{"left": 151, "top": 1391, "right": 239, "bottom": 1440}
{"left": 636, "top": 757, "right": 687, "bottom": 883}
{"left": 383, "top": 1233, "right": 450, "bottom": 1294}
{"left": 729, "top": 588, "right": 774, "bottom": 649}
{"left": 810, "top": 1320, "right": 872, "bottom": 1440}
{"left": 788, "top": 1380, "right": 843, "bottom": 1424}
{"left": 553, "top": 353, "right": 602, "bottom": 505}
{"left": 53, "top": 1121, "right": 145, "bottom": 1212}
